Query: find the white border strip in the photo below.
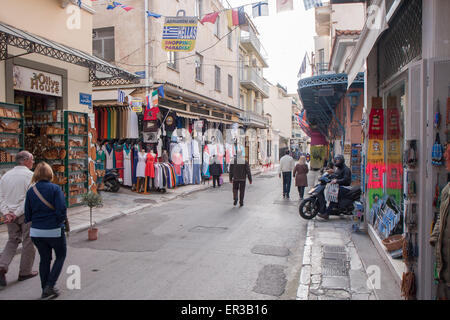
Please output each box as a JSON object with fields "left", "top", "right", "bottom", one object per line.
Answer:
{"left": 296, "top": 220, "right": 314, "bottom": 300}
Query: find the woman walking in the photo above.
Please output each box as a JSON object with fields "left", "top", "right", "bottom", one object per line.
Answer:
{"left": 24, "top": 162, "right": 67, "bottom": 300}
{"left": 293, "top": 156, "right": 309, "bottom": 200}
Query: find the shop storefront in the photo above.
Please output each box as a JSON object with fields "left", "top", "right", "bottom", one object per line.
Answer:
{"left": 0, "top": 22, "right": 139, "bottom": 207}
{"left": 346, "top": 0, "right": 450, "bottom": 299}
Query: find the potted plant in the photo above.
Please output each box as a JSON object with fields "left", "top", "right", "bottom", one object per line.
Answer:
{"left": 81, "top": 192, "right": 103, "bottom": 241}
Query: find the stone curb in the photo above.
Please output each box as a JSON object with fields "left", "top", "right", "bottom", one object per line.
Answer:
{"left": 296, "top": 219, "right": 314, "bottom": 300}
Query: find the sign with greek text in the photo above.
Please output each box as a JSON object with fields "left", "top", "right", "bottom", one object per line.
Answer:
{"left": 13, "top": 65, "right": 62, "bottom": 97}
{"left": 162, "top": 10, "right": 198, "bottom": 52}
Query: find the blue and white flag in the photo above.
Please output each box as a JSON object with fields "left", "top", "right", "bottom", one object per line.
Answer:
{"left": 297, "top": 53, "right": 307, "bottom": 77}
{"left": 252, "top": 1, "right": 269, "bottom": 18}
{"left": 146, "top": 10, "right": 162, "bottom": 18}
{"left": 303, "top": 0, "right": 324, "bottom": 11}
{"left": 117, "top": 89, "right": 125, "bottom": 103}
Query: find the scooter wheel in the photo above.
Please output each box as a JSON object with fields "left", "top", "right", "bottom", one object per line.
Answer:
{"left": 299, "top": 198, "right": 319, "bottom": 220}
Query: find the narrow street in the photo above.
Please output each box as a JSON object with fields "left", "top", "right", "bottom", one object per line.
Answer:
{"left": 0, "top": 171, "right": 309, "bottom": 300}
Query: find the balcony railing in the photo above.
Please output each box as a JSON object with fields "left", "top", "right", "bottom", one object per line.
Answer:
{"left": 240, "top": 67, "right": 269, "bottom": 97}
{"left": 241, "top": 111, "right": 269, "bottom": 128}
{"left": 240, "top": 29, "right": 268, "bottom": 67}
{"left": 314, "top": 62, "right": 330, "bottom": 76}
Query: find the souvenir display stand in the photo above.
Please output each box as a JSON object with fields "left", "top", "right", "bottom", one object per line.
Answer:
{"left": 0, "top": 102, "right": 24, "bottom": 171}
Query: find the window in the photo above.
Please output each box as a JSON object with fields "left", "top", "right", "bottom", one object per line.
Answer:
{"left": 92, "top": 27, "right": 115, "bottom": 62}
{"left": 228, "top": 75, "right": 233, "bottom": 97}
{"left": 239, "top": 54, "right": 245, "bottom": 80}
{"left": 167, "top": 51, "right": 178, "bottom": 70}
{"left": 195, "top": 53, "right": 203, "bottom": 82}
{"left": 214, "top": 15, "right": 220, "bottom": 38}
{"left": 195, "top": 0, "right": 203, "bottom": 17}
{"left": 227, "top": 28, "right": 232, "bottom": 50}
{"left": 214, "top": 66, "right": 221, "bottom": 92}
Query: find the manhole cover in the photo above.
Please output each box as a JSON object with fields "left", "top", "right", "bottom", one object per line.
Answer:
{"left": 134, "top": 199, "right": 156, "bottom": 204}
{"left": 188, "top": 226, "right": 228, "bottom": 234}
{"left": 323, "top": 245, "right": 346, "bottom": 253}
{"left": 322, "top": 259, "right": 350, "bottom": 276}
{"left": 323, "top": 252, "right": 348, "bottom": 260}
{"left": 251, "top": 245, "right": 290, "bottom": 257}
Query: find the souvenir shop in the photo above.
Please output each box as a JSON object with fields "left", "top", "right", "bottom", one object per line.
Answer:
{"left": 92, "top": 101, "right": 239, "bottom": 193}
{"left": 0, "top": 61, "right": 92, "bottom": 208}
{"left": 357, "top": 0, "right": 450, "bottom": 299}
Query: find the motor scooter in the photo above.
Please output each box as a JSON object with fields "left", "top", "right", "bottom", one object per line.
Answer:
{"left": 103, "top": 169, "right": 121, "bottom": 192}
{"left": 299, "top": 173, "right": 361, "bottom": 220}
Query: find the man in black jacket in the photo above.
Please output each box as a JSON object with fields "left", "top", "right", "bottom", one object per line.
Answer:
{"left": 318, "top": 154, "right": 351, "bottom": 219}
{"left": 229, "top": 150, "right": 252, "bottom": 207}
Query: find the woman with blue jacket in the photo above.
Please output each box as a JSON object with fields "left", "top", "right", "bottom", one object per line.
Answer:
{"left": 24, "top": 162, "right": 67, "bottom": 300}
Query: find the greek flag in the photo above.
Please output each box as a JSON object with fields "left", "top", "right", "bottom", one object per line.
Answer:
{"left": 303, "top": 0, "right": 324, "bottom": 11}
{"left": 117, "top": 89, "right": 125, "bottom": 103}
{"left": 297, "top": 53, "right": 307, "bottom": 77}
{"left": 252, "top": 1, "right": 269, "bottom": 18}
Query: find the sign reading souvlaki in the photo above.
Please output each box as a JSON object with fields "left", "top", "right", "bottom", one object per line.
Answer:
{"left": 13, "top": 65, "right": 62, "bottom": 97}
{"left": 162, "top": 10, "right": 198, "bottom": 52}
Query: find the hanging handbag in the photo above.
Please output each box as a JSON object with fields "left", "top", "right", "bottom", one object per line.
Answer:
{"left": 32, "top": 185, "right": 70, "bottom": 235}
{"left": 432, "top": 133, "right": 444, "bottom": 166}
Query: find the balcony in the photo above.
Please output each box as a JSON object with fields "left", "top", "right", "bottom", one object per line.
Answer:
{"left": 314, "top": 62, "right": 333, "bottom": 76}
{"left": 240, "top": 30, "right": 269, "bottom": 68}
{"left": 240, "top": 67, "right": 269, "bottom": 98}
{"left": 241, "top": 111, "right": 269, "bottom": 128}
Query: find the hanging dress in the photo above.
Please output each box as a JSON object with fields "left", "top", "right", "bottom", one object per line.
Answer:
{"left": 114, "top": 144, "right": 124, "bottom": 180}
{"left": 132, "top": 145, "right": 138, "bottom": 184}
{"left": 123, "top": 144, "right": 132, "bottom": 186}
{"left": 103, "top": 144, "right": 114, "bottom": 170}
{"left": 136, "top": 152, "right": 147, "bottom": 178}
{"left": 145, "top": 153, "right": 156, "bottom": 178}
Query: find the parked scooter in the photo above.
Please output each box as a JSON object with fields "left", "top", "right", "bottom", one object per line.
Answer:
{"left": 103, "top": 169, "right": 121, "bottom": 192}
{"left": 299, "top": 173, "right": 361, "bottom": 220}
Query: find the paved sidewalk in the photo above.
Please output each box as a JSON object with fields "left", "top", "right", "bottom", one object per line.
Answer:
{"left": 297, "top": 217, "right": 377, "bottom": 300}
{"left": 0, "top": 168, "right": 264, "bottom": 252}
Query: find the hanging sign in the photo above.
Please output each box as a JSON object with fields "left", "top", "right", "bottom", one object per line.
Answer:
{"left": 162, "top": 10, "right": 198, "bottom": 52}
{"left": 13, "top": 65, "right": 62, "bottom": 97}
{"left": 131, "top": 99, "right": 143, "bottom": 112}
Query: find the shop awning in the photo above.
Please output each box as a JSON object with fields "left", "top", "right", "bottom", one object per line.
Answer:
{"left": 297, "top": 72, "right": 364, "bottom": 139}
{"left": 0, "top": 22, "right": 140, "bottom": 86}
{"left": 346, "top": 0, "right": 389, "bottom": 88}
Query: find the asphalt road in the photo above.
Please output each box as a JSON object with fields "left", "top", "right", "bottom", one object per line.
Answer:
{"left": 0, "top": 172, "right": 309, "bottom": 300}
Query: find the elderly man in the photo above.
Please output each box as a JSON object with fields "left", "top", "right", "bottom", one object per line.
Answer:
{"left": 0, "top": 151, "right": 37, "bottom": 289}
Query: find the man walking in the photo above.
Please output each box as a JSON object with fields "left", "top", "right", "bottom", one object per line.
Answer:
{"left": 0, "top": 151, "right": 37, "bottom": 289}
{"left": 279, "top": 150, "right": 295, "bottom": 198}
{"left": 229, "top": 150, "right": 252, "bottom": 207}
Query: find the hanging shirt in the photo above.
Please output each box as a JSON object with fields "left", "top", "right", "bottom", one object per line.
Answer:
{"left": 103, "top": 144, "right": 114, "bottom": 170}
{"left": 130, "top": 108, "right": 139, "bottom": 139}
{"left": 386, "top": 163, "right": 403, "bottom": 189}
{"left": 367, "top": 139, "right": 384, "bottom": 163}
{"left": 386, "top": 108, "right": 400, "bottom": 139}
{"left": 366, "top": 163, "right": 385, "bottom": 189}
{"left": 368, "top": 108, "right": 384, "bottom": 139}
{"left": 386, "top": 139, "right": 402, "bottom": 163}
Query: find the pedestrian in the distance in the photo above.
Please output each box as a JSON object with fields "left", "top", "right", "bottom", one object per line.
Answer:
{"left": 25, "top": 162, "right": 67, "bottom": 300}
{"left": 279, "top": 150, "right": 295, "bottom": 199}
{"left": 209, "top": 155, "right": 223, "bottom": 188}
{"left": 229, "top": 150, "right": 252, "bottom": 207}
{"left": 0, "top": 150, "right": 37, "bottom": 290}
{"left": 293, "top": 156, "right": 309, "bottom": 201}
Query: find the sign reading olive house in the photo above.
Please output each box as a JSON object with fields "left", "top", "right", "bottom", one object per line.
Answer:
{"left": 162, "top": 10, "right": 198, "bottom": 52}
{"left": 13, "top": 65, "right": 62, "bottom": 97}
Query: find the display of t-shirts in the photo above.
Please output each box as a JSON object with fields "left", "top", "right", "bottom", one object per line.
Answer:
{"left": 145, "top": 153, "right": 156, "bottom": 178}
{"left": 103, "top": 144, "right": 114, "bottom": 170}
{"left": 179, "top": 142, "right": 190, "bottom": 162}
{"left": 366, "top": 163, "right": 385, "bottom": 189}
{"left": 386, "top": 163, "right": 403, "bottom": 189}
{"left": 136, "top": 152, "right": 147, "bottom": 178}
{"left": 123, "top": 145, "right": 132, "bottom": 186}
{"left": 367, "top": 139, "right": 384, "bottom": 163}
{"left": 368, "top": 108, "right": 384, "bottom": 138}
